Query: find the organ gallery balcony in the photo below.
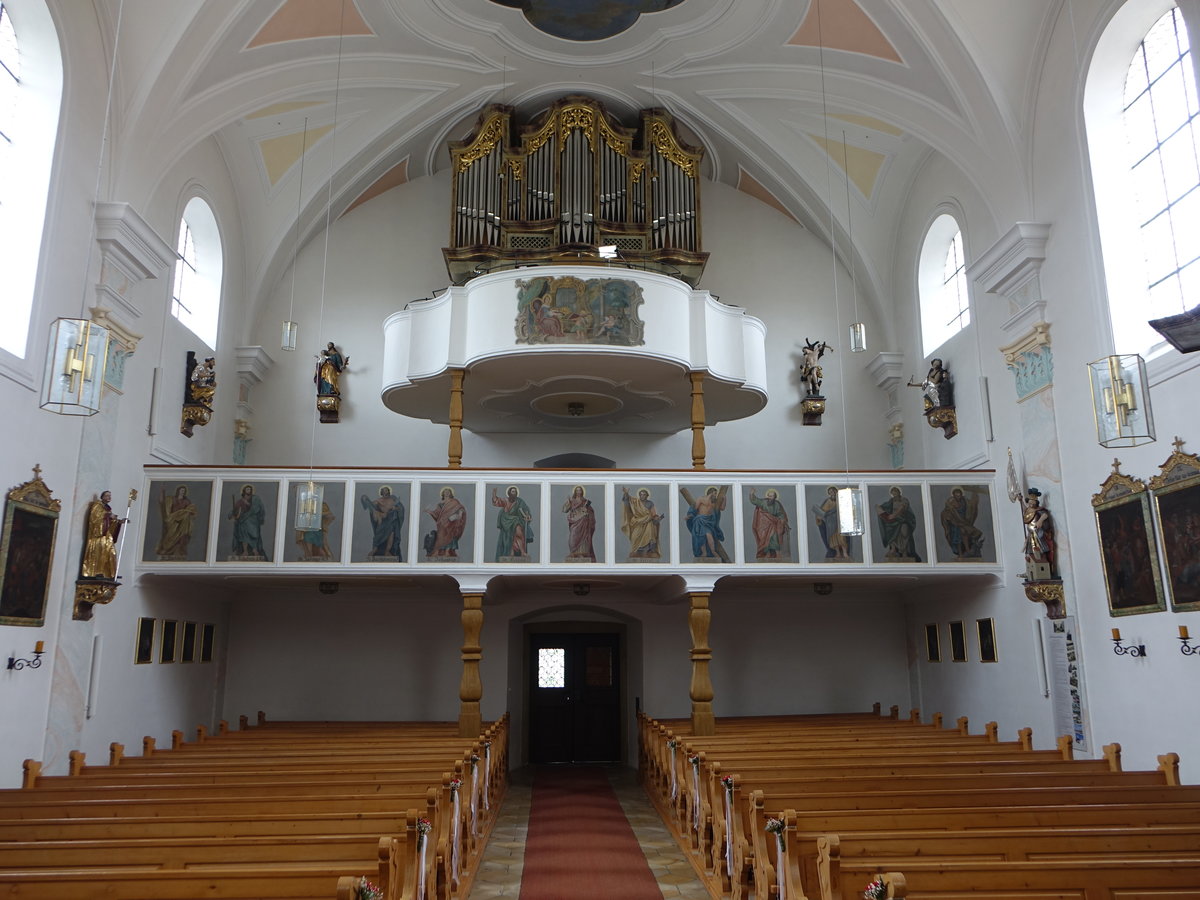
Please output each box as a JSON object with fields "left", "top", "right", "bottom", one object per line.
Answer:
{"left": 381, "top": 264, "right": 767, "bottom": 433}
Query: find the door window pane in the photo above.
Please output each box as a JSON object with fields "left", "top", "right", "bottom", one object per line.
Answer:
{"left": 585, "top": 646, "right": 613, "bottom": 687}
{"left": 537, "top": 647, "right": 565, "bottom": 688}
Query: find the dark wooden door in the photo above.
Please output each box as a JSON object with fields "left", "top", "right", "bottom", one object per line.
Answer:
{"left": 528, "top": 632, "right": 621, "bottom": 764}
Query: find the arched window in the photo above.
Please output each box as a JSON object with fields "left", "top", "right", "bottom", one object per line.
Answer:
{"left": 170, "top": 197, "right": 223, "bottom": 349}
{"left": 0, "top": 0, "right": 62, "bottom": 362}
{"left": 1087, "top": 2, "right": 1200, "bottom": 359}
{"left": 918, "top": 213, "right": 971, "bottom": 356}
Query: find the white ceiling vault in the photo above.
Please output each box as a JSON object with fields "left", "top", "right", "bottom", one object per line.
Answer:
{"left": 101, "top": 0, "right": 1060, "bottom": 329}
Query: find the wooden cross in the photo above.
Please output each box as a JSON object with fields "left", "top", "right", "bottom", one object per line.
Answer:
{"left": 1111, "top": 458, "right": 1122, "bottom": 475}
{"left": 1173, "top": 436, "right": 1186, "bottom": 453}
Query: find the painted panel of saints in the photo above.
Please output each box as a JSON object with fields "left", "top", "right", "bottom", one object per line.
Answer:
{"left": 487, "top": 483, "right": 540, "bottom": 563}
{"left": 551, "top": 484, "right": 604, "bottom": 563}
{"left": 351, "top": 482, "right": 411, "bottom": 563}
{"left": 618, "top": 484, "right": 670, "bottom": 563}
{"left": 867, "top": 484, "right": 927, "bottom": 563}
{"left": 679, "top": 484, "right": 733, "bottom": 563}
{"left": 283, "top": 481, "right": 345, "bottom": 563}
{"left": 215, "top": 481, "right": 279, "bottom": 562}
{"left": 930, "top": 484, "right": 997, "bottom": 563}
{"left": 418, "top": 484, "right": 476, "bottom": 563}
{"left": 515, "top": 275, "right": 645, "bottom": 346}
{"left": 741, "top": 485, "right": 796, "bottom": 562}
{"left": 803, "top": 485, "right": 863, "bottom": 564}
{"left": 142, "top": 480, "right": 213, "bottom": 563}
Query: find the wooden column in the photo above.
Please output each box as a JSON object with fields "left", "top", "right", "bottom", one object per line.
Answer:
{"left": 688, "top": 591, "right": 715, "bottom": 735}
{"left": 689, "top": 371, "right": 706, "bottom": 470}
{"left": 448, "top": 368, "right": 465, "bottom": 469}
{"left": 458, "top": 592, "right": 484, "bottom": 737}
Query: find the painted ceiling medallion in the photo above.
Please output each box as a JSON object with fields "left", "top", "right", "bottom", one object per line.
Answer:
{"left": 487, "top": 0, "right": 688, "bottom": 41}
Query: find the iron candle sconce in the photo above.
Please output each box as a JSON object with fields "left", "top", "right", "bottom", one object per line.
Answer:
{"left": 1111, "top": 628, "right": 1146, "bottom": 658}
{"left": 1180, "top": 625, "right": 1199, "bottom": 657}
{"left": 7, "top": 641, "right": 45, "bottom": 671}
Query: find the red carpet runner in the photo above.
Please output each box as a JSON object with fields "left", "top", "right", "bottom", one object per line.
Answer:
{"left": 519, "top": 766, "right": 664, "bottom": 900}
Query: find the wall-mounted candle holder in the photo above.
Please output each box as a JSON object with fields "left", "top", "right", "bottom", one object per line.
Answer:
{"left": 7, "top": 641, "right": 45, "bottom": 671}
{"left": 1111, "top": 628, "right": 1146, "bottom": 658}
{"left": 1180, "top": 625, "right": 1198, "bottom": 657}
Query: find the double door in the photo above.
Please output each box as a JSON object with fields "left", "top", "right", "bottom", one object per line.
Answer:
{"left": 528, "top": 632, "right": 621, "bottom": 764}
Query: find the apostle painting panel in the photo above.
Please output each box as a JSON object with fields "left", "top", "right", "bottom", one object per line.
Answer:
{"left": 141, "top": 480, "right": 212, "bottom": 563}
{"left": 867, "top": 484, "right": 926, "bottom": 563}
{"left": 215, "top": 481, "right": 279, "bottom": 562}
{"left": 679, "top": 484, "right": 732, "bottom": 563}
{"left": 551, "top": 484, "right": 604, "bottom": 563}
{"left": 618, "top": 484, "right": 670, "bottom": 563}
{"left": 803, "top": 485, "right": 863, "bottom": 564}
{"left": 418, "top": 483, "right": 476, "bottom": 563}
{"left": 930, "top": 484, "right": 997, "bottom": 563}
{"left": 351, "top": 482, "right": 411, "bottom": 563}
{"left": 486, "top": 483, "right": 540, "bottom": 563}
{"left": 741, "top": 485, "right": 796, "bottom": 562}
{"left": 283, "top": 481, "right": 345, "bottom": 563}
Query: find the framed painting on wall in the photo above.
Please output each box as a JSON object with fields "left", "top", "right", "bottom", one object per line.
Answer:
{"left": 134, "top": 617, "right": 155, "bottom": 665}
{"left": 200, "top": 623, "right": 215, "bottom": 663}
{"left": 977, "top": 618, "right": 998, "bottom": 662}
{"left": 160, "top": 620, "right": 178, "bottom": 663}
{"left": 181, "top": 621, "right": 197, "bottom": 663}
{"left": 949, "top": 620, "right": 967, "bottom": 662}
{"left": 0, "top": 468, "right": 61, "bottom": 627}
{"left": 1092, "top": 464, "right": 1166, "bottom": 616}
{"left": 925, "top": 623, "right": 941, "bottom": 662}
{"left": 1149, "top": 441, "right": 1200, "bottom": 612}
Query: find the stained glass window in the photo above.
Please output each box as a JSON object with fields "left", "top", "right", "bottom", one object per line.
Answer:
{"left": 537, "top": 647, "right": 565, "bottom": 688}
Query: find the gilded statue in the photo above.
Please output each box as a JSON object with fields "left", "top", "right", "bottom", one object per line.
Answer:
{"left": 80, "top": 490, "right": 125, "bottom": 580}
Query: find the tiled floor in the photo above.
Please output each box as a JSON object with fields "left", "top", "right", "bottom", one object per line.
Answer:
{"left": 468, "top": 767, "right": 712, "bottom": 899}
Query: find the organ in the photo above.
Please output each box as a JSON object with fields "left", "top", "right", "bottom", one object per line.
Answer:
{"left": 444, "top": 95, "right": 708, "bottom": 287}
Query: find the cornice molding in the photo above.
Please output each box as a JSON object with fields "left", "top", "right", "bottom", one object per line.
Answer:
{"left": 969, "top": 222, "right": 1051, "bottom": 300}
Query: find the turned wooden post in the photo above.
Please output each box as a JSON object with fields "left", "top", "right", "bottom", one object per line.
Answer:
{"left": 689, "top": 371, "right": 706, "bottom": 470}
{"left": 688, "top": 591, "right": 715, "bottom": 735}
{"left": 448, "top": 368, "right": 465, "bottom": 469}
{"left": 458, "top": 592, "right": 485, "bottom": 737}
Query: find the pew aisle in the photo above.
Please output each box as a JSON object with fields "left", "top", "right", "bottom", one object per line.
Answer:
{"left": 0, "top": 714, "right": 508, "bottom": 900}
{"left": 639, "top": 706, "right": 1200, "bottom": 900}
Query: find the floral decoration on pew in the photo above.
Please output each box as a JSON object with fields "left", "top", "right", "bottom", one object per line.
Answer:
{"left": 667, "top": 739, "right": 678, "bottom": 750}
{"left": 863, "top": 878, "right": 888, "bottom": 900}
{"left": 470, "top": 752, "right": 481, "bottom": 769}
{"left": 356, "top": 877, "right": 383, "bottom": 900}
{"left": 764, "top": 816, "right": 784, "bottom": 836}
{"left": 449, "top": 776, "right": 462, "bottom": 792}
{"left": 721, "top": 774, "right": 735, "bottom": 794}
{"left": 688, "top": 754, "right": 700, "bottom": 768}
{"left": 416, "top": 816, "right": 433, "bottom": 845}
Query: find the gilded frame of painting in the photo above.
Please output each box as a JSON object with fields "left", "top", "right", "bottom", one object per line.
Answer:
{"left": 1092, "top": 465, "right": 1166, "bottom": 617}
{"left": 0, "top": 469, "right": 61, "bottom": 627}
{"left": 1148, "top": 440, "right": 1200, "bottom": 612}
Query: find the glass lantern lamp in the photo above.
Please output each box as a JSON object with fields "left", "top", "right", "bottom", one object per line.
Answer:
{"left": 1087, "top": 354, "right": 1155, "bottom": 448}
{"left": 40, "top": 318, "right": 110, "bottom": 416}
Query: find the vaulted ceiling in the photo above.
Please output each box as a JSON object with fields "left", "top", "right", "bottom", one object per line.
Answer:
{"left": 100, "top": 0, "right": 1061, "bottom": 326}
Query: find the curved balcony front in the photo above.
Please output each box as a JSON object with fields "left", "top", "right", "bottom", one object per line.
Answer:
{"left": 381, "top": 265, "right": 767, "bottom": 433}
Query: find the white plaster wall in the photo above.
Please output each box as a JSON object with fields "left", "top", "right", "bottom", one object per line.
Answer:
{"left": 220, "top": 584, "right": 909, "bottom": 768}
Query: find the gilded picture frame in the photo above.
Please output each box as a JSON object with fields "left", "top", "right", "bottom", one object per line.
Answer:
{"left": 134, "top": 617, "right": 155, "bottom": 665}
{"left": 925, "top": 623, "right": 941, "bottom": 662}
{"left": 1148, "top": 441, "right": 1200, "bottom": 612}
{"left": 200, "top": 623, "right": 215, "bottom": 663}
{"left": 0, "top": 468, "right": 61, "bottom": 627}
{"left": 1092, "top": 464, "right": 1166, "bottom": 616}
{"left": 160, "top": 619, "right": 178, "bottom": 663}
{"left": 949, "top": 620, "right": 967, "bottom": 662}
{"left": 977, "top": 617, "right": 998, "bottom": 663}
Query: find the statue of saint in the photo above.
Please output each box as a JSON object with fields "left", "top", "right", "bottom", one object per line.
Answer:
{"left": 81, "top": 490, "right": 125, "bottom": 579}
{"left": 800, "top": 338, "right": 832, "bottom": 396}
{"left": 1022, "top": 488, "right": 1056, "bottom": 578}
{"left": 908, "top": 358, "right": 951, "bottom": 410}
{"left": 315, "top": 343, "right": 348, "bottom": 397}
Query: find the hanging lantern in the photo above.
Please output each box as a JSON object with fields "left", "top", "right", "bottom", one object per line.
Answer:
{"left": 848, "top": 322, "right": 867, "bottom": 353}
{"left": 837, "top": 486, "right": 865, "bottom": 536}
{"left": 281, "top": 320, "right": 299, "bottom": 352}
{"left": 295, "top": 481, "right": 324, "bottom": 531}
{"left": 1087, "top": 354, "right": 1155, "bottom": 448}
{"left": 40, "top": 318, "right": 110, "bottom": 416}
